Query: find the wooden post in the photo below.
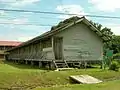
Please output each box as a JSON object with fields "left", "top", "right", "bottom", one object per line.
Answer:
{"left": 25, "top": 60, "right": 28, "bottom": 64}
{"left": 31, "top": 61, "right": 34, "bottom": 66}
{"left": 14, "top": 60, "right": 16, "bottom": 63}
{"left": 3, "top": 46, "right": 5, "bottom": 60}
{"left": 39, "top": 61, "right": 42, "bottom": 68}
{"left": 79, "top": 61, "right": 81, "bottom": 68}
{"left": 51, "top": 37, "right": 55, "bottom": 60}
{"left": 85, "top": 62, "right": 87, "bottom": 70}
{"left": 50, "top": 61, "right": 56, "bottom": 70}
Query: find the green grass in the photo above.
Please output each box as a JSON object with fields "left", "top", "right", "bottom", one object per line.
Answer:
{"left": 34, "top": 80, "right": 120, "bottom": 90}
{"left": 0, "top": 61, "right": 120, "bottom": 90}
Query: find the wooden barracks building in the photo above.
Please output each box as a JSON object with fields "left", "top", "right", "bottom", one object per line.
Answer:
{"left": 6, "top": 17, "right": 109, "bottom": 69}
{"left": 0, "top": 41, "right": 21, "bottom": 60}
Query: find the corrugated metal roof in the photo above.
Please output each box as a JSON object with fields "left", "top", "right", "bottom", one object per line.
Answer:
{"left": 0, "top": 41, "right": 22, "bottom": 46}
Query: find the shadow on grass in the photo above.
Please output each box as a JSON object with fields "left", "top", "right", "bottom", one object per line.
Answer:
{"left": 3, "top": 61, "right": 49, "bottom": 70}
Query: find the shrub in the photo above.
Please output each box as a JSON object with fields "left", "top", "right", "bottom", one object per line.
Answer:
{"left": 113, "top": 53, "right": 120, "bottom": 60}
{"left": 109, "top": 61, "right": 119, "bottom": 71}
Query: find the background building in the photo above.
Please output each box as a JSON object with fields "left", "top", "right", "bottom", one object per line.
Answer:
{"left": 0, "top": 41, "right": 21, "bottom": 60}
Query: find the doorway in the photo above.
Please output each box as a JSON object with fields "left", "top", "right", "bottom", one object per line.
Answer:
{"left": 53, "top": 37, "right": 63, "bottom": 60}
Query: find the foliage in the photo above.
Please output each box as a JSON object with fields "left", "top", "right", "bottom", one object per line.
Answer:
{"left": 109, "top": 61, "right": 119, "bottom": 71}
{"left": 113, "top": 53, "right": 120, "bottom": 60}
{"left": 51, "top": 16, "right": 80, "bottom": 31}
{"left": 110, "top": 36, "right": 120, "bottom": 53}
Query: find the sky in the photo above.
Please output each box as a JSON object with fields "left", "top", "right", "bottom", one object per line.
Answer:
{"left": 0, "top": 0, "right": 120, "bottom": 42}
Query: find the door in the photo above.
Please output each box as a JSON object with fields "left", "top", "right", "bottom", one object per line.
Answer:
{"left": 53, "top": 37, "right": 63, "bottom": 60}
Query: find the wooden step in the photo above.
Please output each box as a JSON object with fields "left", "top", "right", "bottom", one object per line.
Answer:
{"left": 53, "top": 60, "right": 69, "bottom": 69}
{"left": 56, "top": 63, "right": 65, "bottom": 64}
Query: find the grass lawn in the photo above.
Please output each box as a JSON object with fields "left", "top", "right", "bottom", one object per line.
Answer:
{"left": 34, "top": 80, "right": 120, "bottom": 90}
{"left": 0, "top": 61, "right": 120, "bottom": 90}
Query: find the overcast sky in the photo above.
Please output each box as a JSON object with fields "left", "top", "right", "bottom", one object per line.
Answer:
{"left": 0, "top": 0, "right": 120, "bottom": 42}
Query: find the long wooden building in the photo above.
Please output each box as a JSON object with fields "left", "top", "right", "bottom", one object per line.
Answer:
{"left": 6, "top": 17, "right": 108, "bottom": 69}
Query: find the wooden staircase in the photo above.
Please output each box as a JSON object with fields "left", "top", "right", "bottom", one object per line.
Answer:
{"left": 73, "top": 62, "right": 81, "bottom": 68}
{"left": 53, "top": 60, "right": 69, "bottom": 69}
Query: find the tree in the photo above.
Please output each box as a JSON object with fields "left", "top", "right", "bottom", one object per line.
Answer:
{"left": 111, "top": 36, "right": 120, "bottom": 53}
{"left": 89, "top": 20, "right": 102, "bottom": 30}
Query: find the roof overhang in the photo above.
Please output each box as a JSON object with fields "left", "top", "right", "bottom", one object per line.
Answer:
{"left": 7, "top": 17, "right": 109, "bottom": 52}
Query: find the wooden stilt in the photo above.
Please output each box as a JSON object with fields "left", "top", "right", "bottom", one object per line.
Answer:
{"left": 15, "top": 60, "right": 16, "bottom": 63}
{"left": 39, "top": 61, "right": 42, "bottom": 68}
{"left": 25, "top": 60, "right": 28, "bottom": 64}
{"left": 31, "top": 61, "right": 34, "bottom": 66}
{"left": 79, "top": 61, "right": 81, "bottom": 68}
{"left": 85, "top": 62, "right": 87, "bottom": 70}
